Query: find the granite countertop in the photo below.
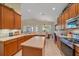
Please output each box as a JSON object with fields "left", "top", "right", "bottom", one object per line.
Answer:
{"left": 0, "top": 32, "right": 46, "bottom": 42}
{"left": 0, "top": 34, "right": 35, "bottom": 41}
{"left": 21, "top": 36, "right": 45, "bottom": 49}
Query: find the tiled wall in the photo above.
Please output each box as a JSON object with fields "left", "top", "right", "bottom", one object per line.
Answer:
{"left": 0, "top": 29, "right": 21, "bottom": 38}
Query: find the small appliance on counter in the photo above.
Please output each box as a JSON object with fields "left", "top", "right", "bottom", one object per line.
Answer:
{"left": 10, "top": 30, "right": 21, "bottom": 36}
{"left": 9, "top": 32, "right": 13, "bottom": 37}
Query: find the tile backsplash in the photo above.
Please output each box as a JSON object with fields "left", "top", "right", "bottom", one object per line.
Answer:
{"left": 0, "top": 29, "right": 10, "bottom": 38}
{"left": 0, "top": 29, "right": 21, "bottom": 38}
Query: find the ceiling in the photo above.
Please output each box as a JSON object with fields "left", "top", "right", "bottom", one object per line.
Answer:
{"left": 21, "top": 3, "right": 68, "bottom": 22}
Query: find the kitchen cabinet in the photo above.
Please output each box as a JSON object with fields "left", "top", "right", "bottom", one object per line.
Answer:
{"left": 2, "top": 5, "right": 14, "bottom": 29}
{"left": 14, "top": 12, "right": 21, "bottom": 29}
{"left": 76, "top": 4, "right": 79, "bottom": 15}
{"left": 17, "top": 36, "right": 25, "bottom": 50}
{"left": 61, "top": 13, "right": 64, "bottom": 25}
{"left": 0, "top": 34, "right": 34, "bottom": 56}
{"left": 75, "top": 52, "right": 79, "bottom": 56}
{"left": 64, "top": 9, "right": 69, "bottom": 21}
{"left": 4, "top": 39, "right": 18, "bottom": 56}
{"left": 0, "top": 4, "right": 2, "bottom": 28}
{"left": 57, "top": 3, "right": 78, "bottom": 29}
{"left": 61, "top": 14, "right": 66, "bottom": 29}
{"left": 74, "top": 44, "right": 79, "bottom": 56}
{"left": 0, "top": 4, "right": 21, "bottom": 29}
{"left": 69, "top": 4, "right": 77, "bottom": 18}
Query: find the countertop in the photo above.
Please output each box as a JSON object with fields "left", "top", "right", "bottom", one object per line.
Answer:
{"left": 0, "top": 32, "right": 46, "bottom": 42}
{"left": 21, "top": 36, "right": 45, "bottom": 49}
{"left": 74, "top": 43, "right": 79, "bottom": 47}
{"left": 60, "top": 38, "right": 73, "bottom": 49}
{"left": 0, "top": 34, "right": 33, "bottom": 41}
{"left": 59, "top": 35, "right": 79, "bottom": 48}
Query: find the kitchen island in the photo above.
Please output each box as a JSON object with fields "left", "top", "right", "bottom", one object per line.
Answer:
{"left": 21, "top": 36, "right": 45, "bottom": 56}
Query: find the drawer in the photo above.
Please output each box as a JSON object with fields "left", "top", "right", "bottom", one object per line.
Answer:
{"left": 4, "top": 39, "right": 17, "bottom": 45}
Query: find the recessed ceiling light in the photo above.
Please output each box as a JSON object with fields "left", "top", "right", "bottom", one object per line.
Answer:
{"left": 40, "top": 12, "right": 42, "bottom": 15}
{"left": 52, "top": 8, "right": 56, "bottom": 11}
{"left": 27, "top": 9, "right": 31, "bottom": 12}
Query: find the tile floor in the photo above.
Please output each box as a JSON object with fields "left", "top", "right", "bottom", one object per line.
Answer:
{"left": 14, "top": 37, "right": 63, "bottom": 56}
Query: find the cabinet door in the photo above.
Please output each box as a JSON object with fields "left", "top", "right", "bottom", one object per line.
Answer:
{"left": 17, "top": 36, "right": 26, "bottom": 50}
{"left": 75, "top": 52, "right": 79, "bottom": 56}
{"left": 76, "top": 3, "right": 79, "bottom": 15}
{"left": 8, "top": 9, "right": 14, "bottom": 29}
{"left": 2, "top": 6, "right": 14, "bottom": 29}
{"left": 62, "top": 14, "right": 65, "bottom": 25}
{"left": 64, "top": 9, "right": 69, "bottom": 21}
{"left": 4, "top": 39, "right": 17, "bottom": 56}
{"left": 61, "top": 14, "right": 65, "bottom": 29}
{"left": 69, "top": 4, "right": 77, "bottom": 18}
{"left": 2, "top": 6, "right": 9, "bottom": 28}
{"left": 0, "top": 4, "right": 2, "bottom": 29}
{"left": 17, "top": 37, "right": 22, "bottom": 50}
{"left": 14, "top": 13, "right": 21, "bottom": 29}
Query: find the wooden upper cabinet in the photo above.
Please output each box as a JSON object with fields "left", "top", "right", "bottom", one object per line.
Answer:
{"left": 76, "top": 3, "right": 79, "bottom": 15}
{"left": 2, "top": 6, "right": 10, "bottom": 29}
{"left": 0, "top": 4, "right": 21, "bottom": 29}
{"left": 64, "top": 8, "right": 69, "bottom": 21}
{"left": 14, "top": 12, "right": 21, "bottom": 29}
{"left": 1, "top": 5, "right": 14, "bottom": 29}
{"left": 61, "top": 13, "right": 65, "bottom": 25}
{"left": 8, "top": 9, "right": 14, "bottom": 29}
{"left": 57, "top": 16, "right": 62, "bottom": 25}
{"left": 0, "top": 4, "right": 2, "bottom": 29}
{"left": 61, "top": 13, "right": 66, "bottom": 29}
{"left": 69, "top": 4, "right": 77, "bottom": 18}
{"left": 57, "top": 3, "right": 79, "bottom": 29}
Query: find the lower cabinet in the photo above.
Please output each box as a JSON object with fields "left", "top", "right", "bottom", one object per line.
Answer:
{"left": 0, "top": 35, "right": 34, "bottom": 56}
{"left": 17, "top": 36, "right": 25, "bottom": 50}
{"left": 74, "top": 44, "right": 79, "bottom": 56}
{"left": 4, "top": 39, "right": 17, "bottom": 56}
{"left": 75, "top": 52, "right": 79, "bottom": 56}
{"left": 22, "top": 46, "right": 42, "bottom": 56}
